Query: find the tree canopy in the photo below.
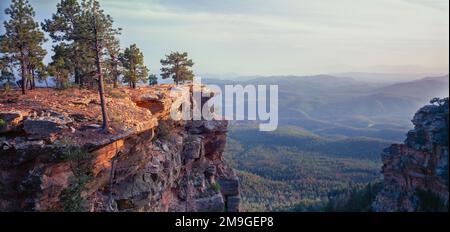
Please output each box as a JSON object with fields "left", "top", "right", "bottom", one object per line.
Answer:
{"left": 120, "top": 44, "right": 149, "bottom": 88}
{"left": 0, "top": 0, "right": 47, "bottom": 94}
{"left": 1, "top": 0, "right": 197, "bottom": 92}
{"left": 160, "top": 52, "right": 194, "bottom": 85}
{"left": 148, "top": 74, "right": 158, "bottom": 86}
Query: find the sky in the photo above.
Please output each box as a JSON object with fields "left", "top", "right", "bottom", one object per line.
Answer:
{"left": 0, "top": 0, "right": 449, "bottom": 77}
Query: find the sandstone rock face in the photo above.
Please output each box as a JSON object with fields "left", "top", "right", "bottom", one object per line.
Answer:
{"left": 0, "top": 86, "right": 240, "bottom": 212}
{"left": 373, "top": 98, "right": 449, "bottom": 212}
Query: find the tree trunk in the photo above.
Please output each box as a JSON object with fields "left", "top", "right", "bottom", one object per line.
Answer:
{"left": 130, "top": 61, "right": 135, "bottom": 89}
{"left": 79, "top": 70, "right": 85, "bottom": 88}
{"left": 175, "top": 63, "right": 179, "bottom": 85}
{"left": 20, "top": 51, "right": 27, "bottom": 95}
{"left": 27, "top": 68, "right": 30, "bottom": 89}
{"left": 75, "top": 66, "right": 81, "bottom": 87}
{"left": 31, "top": 68, "right": 36, "bottom": 89}
{"left": 94, "top": 16, "right": 109, "bottom": 133}
{"left": 112, "top": 55, "right": 118, "bottom": 88}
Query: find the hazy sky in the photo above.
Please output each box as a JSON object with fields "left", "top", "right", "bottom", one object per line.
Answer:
{"left": 1, "top": 0, "right": 449, "bottom": 76}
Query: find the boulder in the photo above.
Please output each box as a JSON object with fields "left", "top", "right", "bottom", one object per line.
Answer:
{"left": 188, "top": 120, "right": 227, "bottom": 134}
{"left": 218, "top": 177, "right": 239, "bottom": 196}
{"left": 0, "top": 111, "right": 24, "bottom": 133}
{"left": 23, "top": 114, "right": 72, "bottom": 140}
{"left": 182, "top": 136, "right": 204, "bottom": 163}
{"left": 194, "top": 194, "right": 224, "bottom": 212}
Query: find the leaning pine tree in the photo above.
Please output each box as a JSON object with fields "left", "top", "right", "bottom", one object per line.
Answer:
{"left": 0, "top": 0, "right": 46, "bottom": 94}
{"left": 78, "top": 0, "right": 120, "bottom": 132}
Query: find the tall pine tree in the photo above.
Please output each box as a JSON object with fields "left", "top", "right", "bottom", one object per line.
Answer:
{"left": 0, "top": 0, "right": 46, "bottom": 94}
{"left": 77, "top": 0, "right": 120, "bottom": 132}
{"left": 27, "top": 38, "right": 47, "bottom": 89}
{"left": 105, "top": 29, "right": 122, "bottom": 88}
{"left": 47, "top": 43, "right": 71, "bottom": 88}
{"left": 42, "top": 0, "right": 86, "bottom": 86}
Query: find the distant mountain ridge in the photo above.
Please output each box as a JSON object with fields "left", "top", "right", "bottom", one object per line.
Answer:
{"left": 205, "top": 73, "right": 449, "bottom": 141}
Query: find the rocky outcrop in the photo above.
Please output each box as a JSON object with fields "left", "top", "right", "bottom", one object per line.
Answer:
{"left": 0, "top": 111, "right": 25, "bottom": 134}
{"left": 0, "top": 85, "right": 240, "bottom": 212}
{"left": 373, "top": 98, "right": 449, "bottom": 212}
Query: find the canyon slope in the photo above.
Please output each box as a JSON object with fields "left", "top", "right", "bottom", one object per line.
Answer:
{"left": 0, "top": 85, "right": 240, "bottom": 212}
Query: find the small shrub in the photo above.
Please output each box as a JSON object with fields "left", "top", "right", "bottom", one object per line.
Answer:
{"left": 108, "top": 89, "right": 127, "bottom": 99}
{"left": 211, "top": 182, "right": 221, "bottom": 193}
{"left": 0, "top": 119, "right": 5, "bottom": 127}
{"left": 60, "top": 174, "right": 92, "bottom": 212}
{"left": 56, "top": 137, "right": 94, "bottom": 212}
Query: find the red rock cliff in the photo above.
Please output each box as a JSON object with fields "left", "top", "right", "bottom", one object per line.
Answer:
{"left": 373, "top": 98, "right": 449, "bottom": 212}
{"left": 0, "top": 85, "right": 240, "bottom": 212}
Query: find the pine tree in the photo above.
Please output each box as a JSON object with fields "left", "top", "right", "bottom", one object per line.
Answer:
{"left": 42, "top": 0, "right": 86, "bottom": 86}
{"left": 148, "top": 74, "right": 158, "bottom": 86}
{"left": 104, "top": 29, "right": 121, "bottom": 88}
{"left": 47, "top": 44, "right": 71, "bottom": 88}
{"left": 0, "top": 0, "right": 47, "bottom": 94}
{"left": 0, "top": 56, "right": 15, "bottom": 89}
{"left": 28, "top": 39, "right": 47, "bottom": 89}
{"left": 160, "top": 52, "right": 194, "bottom": 85}
{"left": 119, "top": 44, "right": 148, "bottom": 88}
{"left": 77, "top": 0, "right": 120, "bottom": 132}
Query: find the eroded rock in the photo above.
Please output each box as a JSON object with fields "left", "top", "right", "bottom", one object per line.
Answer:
{"left": 0, "top": 85, "right": 240, "bottom": 212}
{"left": 373, "top": 98, "right": 449, "bottom": 212}
{"left": 0, "top": 111, "right": 24, "bottom": 133}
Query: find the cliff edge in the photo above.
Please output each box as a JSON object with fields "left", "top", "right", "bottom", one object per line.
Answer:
{"left": 0, "top": 85, "right": 240, "bottom": 212}
{"left": 373, "top": 98, "right": 449, "bottom": 212}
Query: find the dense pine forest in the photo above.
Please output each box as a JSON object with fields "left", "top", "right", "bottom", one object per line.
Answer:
{"left": 223, "top": 124, "right": 388, "bottom": 211}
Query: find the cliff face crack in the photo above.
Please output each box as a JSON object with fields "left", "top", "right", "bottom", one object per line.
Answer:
{"left": 106, "top": 154, "right": 119, "bottom": 212}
